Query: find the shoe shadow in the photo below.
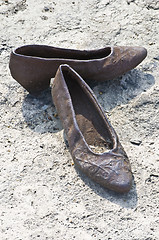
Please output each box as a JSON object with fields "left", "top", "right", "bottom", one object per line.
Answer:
{"left": 22, "top": 69, "right": 154, "bottom": 133}
{"left": 89, "top": 68, "right": 155, "bottom": 111}
{"left": 22, "top": 87, "right": 63, "bottom": 133}
{"left": 74, "top": 165, "right": 138, "bottom": 209}
{"left": 22, "top": 69, "right": 155, "bottom": 134}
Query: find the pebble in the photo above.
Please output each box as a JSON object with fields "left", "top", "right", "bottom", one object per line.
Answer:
{"left": 130, "top": 139, "right": 142, "bottom": 146}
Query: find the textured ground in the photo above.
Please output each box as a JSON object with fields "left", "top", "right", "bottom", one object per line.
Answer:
{"left": 0, "top": 0, "right": 159, "bottom": 239}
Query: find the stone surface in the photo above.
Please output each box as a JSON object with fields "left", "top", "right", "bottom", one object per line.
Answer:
{"left": 0, "top": 0, "right": 159, "bottom": 239}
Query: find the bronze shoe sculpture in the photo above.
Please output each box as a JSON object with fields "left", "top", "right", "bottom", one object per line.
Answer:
{"left": 52, "top": 64, "right": 133, "bottom": 193}
{"left": 9, "top": 44, "right": 147, "bottom": 94}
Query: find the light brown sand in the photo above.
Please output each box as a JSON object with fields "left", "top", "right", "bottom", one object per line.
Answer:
{"left": 0, "top": 1, "right": 159, "bottom": 239}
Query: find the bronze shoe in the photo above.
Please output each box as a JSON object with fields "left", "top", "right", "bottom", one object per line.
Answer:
{"left": 9, "top": 44, "right": 147, "bottom": 94}
{"left": 52, "top": 64, "right": 133, "bottom": 193}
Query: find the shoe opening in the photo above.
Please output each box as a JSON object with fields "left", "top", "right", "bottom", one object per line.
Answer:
{"left": 62, "top": 67, "right": 114, "bottom": 153}
{"left": 15, "top": 45, "right": 111, "bottom": 60}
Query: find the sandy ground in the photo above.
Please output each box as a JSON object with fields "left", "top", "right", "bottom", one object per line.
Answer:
{"left": 0, "top": 0, "right": 159, "bottom": 239}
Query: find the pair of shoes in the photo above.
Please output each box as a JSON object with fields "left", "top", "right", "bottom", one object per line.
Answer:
{"left": 9, "top": 44, "right": 147, "bottom": 94}
{"left": 9, "top": 44, "right": 147, "bottom": 193}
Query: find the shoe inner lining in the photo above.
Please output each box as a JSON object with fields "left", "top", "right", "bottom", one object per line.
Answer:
{"left": 16, "top": 45, "right": 111, "bottom": 60}
{"left": 63, "top": 69, "right": 114, "bottom": 153}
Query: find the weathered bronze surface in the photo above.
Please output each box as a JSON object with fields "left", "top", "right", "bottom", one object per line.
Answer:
{"left": 9, "top": 44, "right": 147, "bottom": 94}
{"left": 52, "top": 64, "right": 133, "bottom": 193}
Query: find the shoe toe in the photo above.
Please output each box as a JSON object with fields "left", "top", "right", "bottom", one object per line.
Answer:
{"left": 88, "top": 157, "right": 133, "bottom": 193}
{"left": 126, "top": 46, "right": 147, "bottom": 68}
{"left": 134, "top": 46, "right": 147, "bottom": 63}
{"left": 108, "top": 170, "right": 133, "bottom": 193}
